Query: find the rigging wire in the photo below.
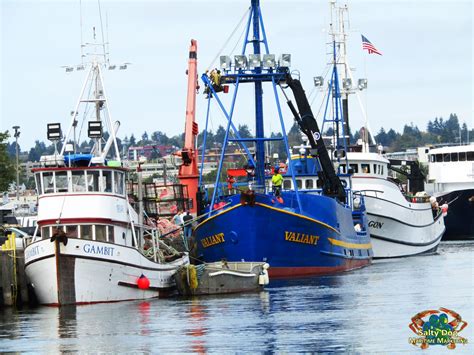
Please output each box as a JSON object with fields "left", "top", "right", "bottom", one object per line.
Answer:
{"left": 79, "top": 0, "right": 84, "bottom": 64}
{"left": 97, "top": 0, "right": 107, "bottom": 63}
{"left": 77, "top": 80, "right": 94, "bottom": 145}
{"left": 206, "top": 7, "right": 250, "bottom": 72}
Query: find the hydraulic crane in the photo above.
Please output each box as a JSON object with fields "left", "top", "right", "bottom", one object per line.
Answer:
{"left": 177, "top": 39, "right": 199, "bottom": 214}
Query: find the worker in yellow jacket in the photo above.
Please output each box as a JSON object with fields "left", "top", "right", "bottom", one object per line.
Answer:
{"left": 271, "top": 167, "right": 283, "bottom": 197}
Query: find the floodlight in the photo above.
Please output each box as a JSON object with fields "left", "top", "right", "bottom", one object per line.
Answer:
{"left": 88, "top": 121, "right": 103, "bottom": 139}
{"left": 64, "top": 143, "right": 74, "bottom": 153}
{"left": 47, "top": 123, "right": 62, "bottom": 141}
{"left": 279, "top": 54, "right": 291, "bottom": 68}
{"left": 108, "top": 65, "right": 116, "bottom": 70}
{"left": 65, "top": 67, "right": 74, "bottom": 73}
{"left": 119, "top": 64, "right": 127, "bottom": 70}
{"left": 313, "top": 76, "right": 324, "bottom": 87}
{"left": 262, "top": 54, "right": 276, "bottom": 69}
{"left": 234, "top": 55, "right": 248, "bottom": 70}
{"left": 12, "top": 126, "right": 20, "bottom": 138}
{"left": 248, "top": 54, "right": 261, "bottom": 69}
{"left": 77, "top": 65, "right": 85, "bottom": 71}
{"left": 220, "top": 56, "right": 231, "bottom": 70}
{"left": 358, "top": 78, "right": 368, "bottom": 90}
{"left": 342, "top": 78, "right": 352, "bottom": 90}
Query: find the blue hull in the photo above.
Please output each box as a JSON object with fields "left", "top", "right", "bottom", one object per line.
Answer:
{"left": 440, "top": 189, "right": 474, "bottom": 239}
{"left": 195, "top": 192, "right": 372, "bottom": 278}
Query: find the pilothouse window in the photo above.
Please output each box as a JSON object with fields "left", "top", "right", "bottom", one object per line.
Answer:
{"left": 35, "top": 174, "right": 41, "bottom": 194}
{"left": 86, "top": 171, "right": 100, "bottom": 192}
{"left": 41, "top": 226, "right": 50, "bottom": 240}
{"left": 55, "top": 171, "right": 68, "bottom": 192}
{"left": 361, "top": 164, "right": 370, "bottom": 174}
{"left": 81, "top": 225, "right": 92, "bottom": 240}
{"left": 66, "top": 225, "right": 78, "bottom": 238}
{"left": 114, "top": 171, "right": 124, "bottom": 195}
{"left": 71, "top": 171, "right": 86, "bottom": 192}
{"left": 42, "top": 172, "right": 55, "bottom": 194}
{"left": 101, "top": 171, "right": 113, "bottom": 192}
{"left": 349, "top": 164, "right": 358, "bottom": 174}
{"left": 467, "top": 151, "right": 474, "bottom": 161}
{"left": 95, "top": 225, "right": 107, "bottom": 242}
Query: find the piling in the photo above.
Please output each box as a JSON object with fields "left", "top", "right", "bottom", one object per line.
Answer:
{"left": 0, "top": 232, "right": 32, "bottom": 307}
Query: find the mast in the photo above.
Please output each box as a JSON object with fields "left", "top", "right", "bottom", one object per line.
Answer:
{"left": 200, "top": 0, "right": 301, "bottom": 212}
{"left": 178, "top": 39, "right": 199, "bottom": 213}
{"left": 327, "top": 1, "right": 374, "bottom": 152}
{"left": 252, "top": 0, "right": 265, "bottom": 186}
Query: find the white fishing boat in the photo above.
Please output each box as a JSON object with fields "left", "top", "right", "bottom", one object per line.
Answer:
{"left": 314, "top": 1, "right": 445, "bottom": 258}
{"left": 23, "top": 40, "right": 189, "bottom": 306}
{"left": 423, "top": 145, "right": 474, "bottom": 239}
{"left": 345, "top": 151, "right": 445, "bottom": 258}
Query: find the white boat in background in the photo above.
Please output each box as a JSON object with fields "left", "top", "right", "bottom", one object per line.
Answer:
{"left": 24, "top": 41, "right": 188, "bottom": 306}
{"left": 345, "top": 151, "right": 445, "bottom": 258}
{"left": 423, "top": 145, "right": 474, "bottom": 239}
{"left": 316, "top": 1, "right": 445, "bottom": 258}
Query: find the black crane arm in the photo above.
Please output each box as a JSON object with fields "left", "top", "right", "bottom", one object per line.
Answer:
{"left": 284, "top": 75, "right": 346, "bottom": 202}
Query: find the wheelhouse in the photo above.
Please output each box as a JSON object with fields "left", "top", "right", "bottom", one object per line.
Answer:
{"left": 33, "top": 167, "right": 126, "bottom": 197}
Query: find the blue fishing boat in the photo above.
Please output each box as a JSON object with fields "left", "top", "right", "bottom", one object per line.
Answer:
{"left": 194, "top": 0, "right": 372, "bottom": 277}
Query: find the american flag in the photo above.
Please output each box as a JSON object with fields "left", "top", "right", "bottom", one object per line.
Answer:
{"left": 361, "top": 35, "right": 382, "bottom": 55}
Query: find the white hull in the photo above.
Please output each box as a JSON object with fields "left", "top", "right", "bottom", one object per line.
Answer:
{"left": 25, "top": 238, "right": 188, "bottom": 305}
{"left": 348, "top": 151, "right": 446, "bottom": 258}
{"left": 363, "top": 194, "right": 445, "bottom": 258}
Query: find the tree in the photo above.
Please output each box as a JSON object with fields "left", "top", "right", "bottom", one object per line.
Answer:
{"left": 151, "top": 131, "right": 169, "bottom": 145}
{"left": 375, "top": 127, "right": 388, "bottom": 146}
{"left": 0, "top": 131, "right": 15, "bottom": 192}
{"left": 28, "top": 140, "right": 47, "bottom": 162}
{"left": 461, "top": 123, "right": 468, "bottom": 144}
{"left": 238, "top": 124, "right": 252, "bottom": 138}
{"left": 129, "top": 134, "right": 136, "bottom": 146}
{"left": 141, "top": 131, "right": 150, "bottom": 144}
{"left": 214, "top": 126, "right": 226, "bottom": 147}
{"left": 445, "top": 113, "right": 460, "bottom": 143}
{"left": 287, "top": 122, "right": 302, "bottom": 148}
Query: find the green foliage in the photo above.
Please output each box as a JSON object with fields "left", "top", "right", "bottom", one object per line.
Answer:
{"left": 0, "top": 131, "right": 16, "bottom": 192}
{"left": 374, "top": 113, "right": 473, "bottom": 151}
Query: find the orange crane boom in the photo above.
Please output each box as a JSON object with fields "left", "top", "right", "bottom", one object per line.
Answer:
{"left": 178, "top": 39, "right": 199, "bottom": 213}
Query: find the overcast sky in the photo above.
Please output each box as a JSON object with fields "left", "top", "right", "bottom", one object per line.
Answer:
{"left": 1, "top": 0, "right": 472, "bottom": 150}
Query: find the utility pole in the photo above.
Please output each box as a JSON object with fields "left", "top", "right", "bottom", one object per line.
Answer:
{"left": 12, "top": 126, "right": 20, "bottom": 200}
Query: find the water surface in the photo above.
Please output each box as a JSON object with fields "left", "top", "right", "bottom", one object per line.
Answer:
{"left": 1, "top": 241, "right": 473, "bottom": 353}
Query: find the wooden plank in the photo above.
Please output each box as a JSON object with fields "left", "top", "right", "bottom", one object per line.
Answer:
{"left": 1, "top": 252, "right": 13, "bottom": 306}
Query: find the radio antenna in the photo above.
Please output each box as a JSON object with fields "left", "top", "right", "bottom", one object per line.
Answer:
{"left": 97, "top": 0, "right": 108, "bottom": 64}
{"left": 79, "top": 0, "right": 84, "bottom": 65}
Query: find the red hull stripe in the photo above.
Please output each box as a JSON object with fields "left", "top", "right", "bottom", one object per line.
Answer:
{"left": 269, "top": 259, "right": 371, "bottom": 278}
